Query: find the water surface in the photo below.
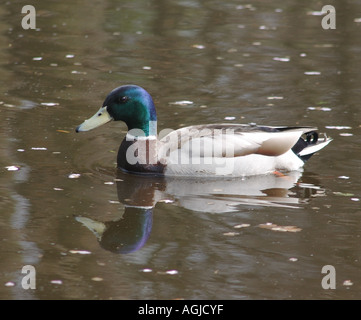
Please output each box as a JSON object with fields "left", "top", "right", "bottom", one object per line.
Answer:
{"left": 1, "top": 0, "right": 360, "bottom": 299}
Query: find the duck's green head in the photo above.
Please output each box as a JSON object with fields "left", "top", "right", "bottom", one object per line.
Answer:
{"left": 76, "top": 85, "right": 157, "bottom": 136}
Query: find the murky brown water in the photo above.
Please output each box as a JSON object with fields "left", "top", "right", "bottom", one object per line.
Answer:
{"left": 1, "top": 0, "right": 360, "bottom": 300}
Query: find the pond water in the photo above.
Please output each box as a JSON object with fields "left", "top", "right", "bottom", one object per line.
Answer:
{"left": 1, "top": 0, "right": 360, "bottom": 300}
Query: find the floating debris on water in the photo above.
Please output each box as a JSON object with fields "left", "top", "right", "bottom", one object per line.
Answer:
{"left": 31, "top": 147, "right": 47, "bottom": 151}
{"left": 68, "top": 173, "right": 81, "bottom": 179}
{"left": 71, "top": 70, "right": 87, "bottom": 75}
{"left": 192, "top": 44, "right": 205, "bottom": 49}
{"left": 140, "top": 268, "right": 153, "bottom": 273}
{"left": 259, "top": 223, "right": 302, "bottom": 232}
{"left": 273, "top": 57, "right": 290, "bottom": 62}
{"left": 69, "top": 250, "right": 91, "bottom": 255}
{"left": 4, "top": 281, "right": 15, "bottom": 287}
{"left": 307, "top": 106, "right": 331, "bottom": 111}
{"left": 223, "top": 232, "right": 240, "bottom": 236}
{"left": 289, "top": 257, "right": 298, "bottom": 262}
{"left": 41, "top": 102, "right": 59, "bottom": 107}
{"left": 325, "top": 125, "right": 352, "bottom": 130}
{"left": 32, "top": 57, "right": 43, "bottom": 61}
{"left": 267, "top": 96, "right": 284, "bottom": 100}
{"left": 91, "top": 277, "right": 103, "bottom": 282}
{"left": 50, "top": 280, "right": 63, "bottom": 285}
{"left": 104, "top": 181, "right": 114, "bottom": 185}
{"left": 304, "top": 71, "right": 321, "bottom": 75}
{"left": 234, "top": 224, "right": 251, "bottom": 229}
{"left": 5, "top": 166, "right": 20, "bottom": 171}
{"left": 165, "top": 270, "right": 178, "bottom": 275}
{"left": 65, "top": 54, "right": 75, "bottom": 58}
{"left": 169, "top": 100, "right": 194, "bottom": 106}
{"left": 343, "top": 280, "right": 353, "bottom": 286}
{"left": 142, "top": 66, "right": 152, "bottom": 70}
{"left": 224, "top": 116, "right": 236, "bottom": 120}
{"left": 333, "top": 192, "right": 354, "bottom": 197}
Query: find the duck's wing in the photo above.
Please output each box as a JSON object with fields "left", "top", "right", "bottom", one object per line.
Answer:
{"left": 159, "top": 124, "right": 316, "bottom": 158}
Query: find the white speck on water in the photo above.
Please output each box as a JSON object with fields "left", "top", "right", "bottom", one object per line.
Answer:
{"left": 6, "top": 166, "right": 20, "bottom": 171}
{"left": 91, "top": 277, "right": 103, "bottom": 282}
{"left": 326, "top": 126, "right": 352, "bottom": 130}
{"left": 104, "top": 181, "right": 114, "bottom": 185}
{"left": 307, "top": 106, "right": 331, "bottom": 111}
{"left": 351, "top": 198, "right": 360, "bottom": 202}
{"left": 50, "top": 280, "right": 63, "bottom": 285}
{"left": 53, "top": 187, "right": 64, "bottom": 191}
{"left": 65, "top": 54, "right": 75, "bottom": 58}
{"left": 339, "top": 133, "right": 353, "bottom": 137}
{"left": 192, "top": 44, "right": 205, "bottom": 49}
{"left": 71, "top": 70, "right": 87, "bottom": 75}
{"left": 32, "top": 57, "right": 43, "bottom": 61}
{"left": 68, "top": 173, "right": 81, "bottom": 179}
{"left": 267, "top": 96, "right": 284, "bottom": 100}
{"left": 289, "top": 257, "right": 298, "bottom": 262}
{"left": 31, "top": 147, "right": 47, "bottom": 151}
{"left": 273, "top": 57, "right": 290, "bottom": 62}
{"left": 224, "top": 116, "right": 236, "bottom": 120}
{"left": 142, "top": 66, "right": 152, "bottom": 70}
{"left": 4, "top": 282, "right": 15, "bottom": 287}
{"left": 354, "top": 18, "right": 361, "bottom": 23}
{"left": 343, "top": 280, "right": 353, "bottom": 286}
{"left": 169, "top": 100, "right": 194, "bottom": 106}
{"left": 69, "top": 250, "right": 91, "bottom": 255}
{"left": 234, "top": 224, "right": 251, "bottom": 229}
{"left": 166, "top": 270, "right": 178, "bottom": 275}
{"left": 17, "top": 149, "right": 25, "bottom": 152}
{"left": 307, "top": 10, "right": 324, "bottom": 16}
{"left": 304, "top": 71, "right": 321, "bottom": 75}
{"left": 338, "top": 176, "right": 350, "bottom": 179}
{"left": 41, "top": 102, "right": 59, "bottom": 107}
{"left": 140, "top": 268, "right": 153, "bottom": 273}
{"left": 223, "top": 232, "right": 240, "bottom": 236}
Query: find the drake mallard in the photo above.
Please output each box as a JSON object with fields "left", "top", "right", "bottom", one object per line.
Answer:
{"left": 76, "top": 85, "right": 332, "bottom": 177}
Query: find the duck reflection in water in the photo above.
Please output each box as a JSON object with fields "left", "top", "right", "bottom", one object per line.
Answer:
{"left": 75, "top": 170, "right": 324, "bottom": 254}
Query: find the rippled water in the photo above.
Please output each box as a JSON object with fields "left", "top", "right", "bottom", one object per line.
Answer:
{"left": 1, "top": 0, "right": 360, "bottom": 299}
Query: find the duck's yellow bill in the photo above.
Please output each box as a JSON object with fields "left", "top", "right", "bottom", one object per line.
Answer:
{"left": 76, "top": 106, "right": 113, "bottom": 132}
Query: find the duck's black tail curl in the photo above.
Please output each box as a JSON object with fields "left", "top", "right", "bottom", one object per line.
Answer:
{"left": 292, "top": 131, "right": 331, "bottom": 162}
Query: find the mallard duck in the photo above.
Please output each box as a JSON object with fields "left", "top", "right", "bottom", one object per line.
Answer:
{"left": 76, "top": 85, "right": 332, "bottom": 177}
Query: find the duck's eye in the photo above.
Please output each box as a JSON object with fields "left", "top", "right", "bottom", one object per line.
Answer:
{"left": 119, "top": 96, "right": 129, "bottom": 104}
